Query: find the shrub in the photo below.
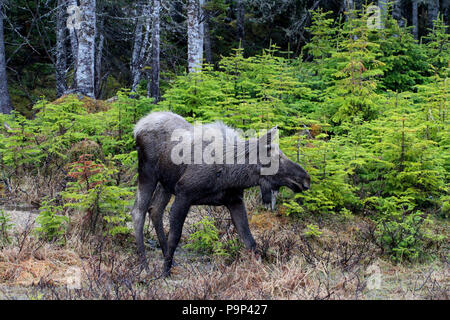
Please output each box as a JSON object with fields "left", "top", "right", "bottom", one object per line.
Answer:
{"left": 304, "top": 224, "right": 323, "bottom": 239}
{"left": 184, "top": 216, "right": 241, "bottom": 258}
{"left": 374, "top": 196, "right": 445, "bottom": 262}
{"left": 35, "top": 198, "right": 69, "bottom": 243}
{"left": 0, "top": 209, "right": 14, "bottom": 246}
{"left": 61, "top": 154, "right": 133, "bottom": 236}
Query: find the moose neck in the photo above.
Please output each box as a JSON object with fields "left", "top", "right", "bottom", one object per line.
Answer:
{"left": 220, "top": 163, "right": 262, "bottom": 190}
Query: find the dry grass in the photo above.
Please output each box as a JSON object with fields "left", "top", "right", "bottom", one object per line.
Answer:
{"left": 0, "top": 191, "right": 448, "bottom": 300}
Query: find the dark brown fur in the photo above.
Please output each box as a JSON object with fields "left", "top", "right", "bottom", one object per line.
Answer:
{"left": 131, "top": 112, "right": 310, "bottom": 275}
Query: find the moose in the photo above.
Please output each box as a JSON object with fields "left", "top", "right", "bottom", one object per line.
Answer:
{"left": 131, "top": 111, "right": 310, "bottom": 275}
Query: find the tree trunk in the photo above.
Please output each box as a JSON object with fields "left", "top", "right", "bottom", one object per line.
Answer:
{"left": 344, "top": 0, "right": 354, "bottom": 16}
{"left": 412, "top": 0, "right": 418, "bottom": 39}
{"left": 56, "top": 0, "right": 67, "bottom": 97}
{"left": 236, "top": 0, "right": 245, "bottom": 48}
{"left": 131, "top": 3, "right": 145, "bottom": 92}
{"left": 76, "top": 0, "right": 96, "bottom": 98}
{"left": 95, "top": 19, "right": 104, "bottom": 99}
{"left": 95, "top": 33, "right": 105, "bottom": 99}
{"left": 392, "top": 0, "right": 404, "bottom": 27}
{"left": 187, "top": 0, "right": 203, "bottom": 73}
{"left": 0, "top": 0, "right": 12, "bottom": 114}
{"left": 67, "top": 0, "right": 79, "bottom": 89}
{"left": 342, "top": 0, "right": 355, "bottom": 25}
{"left": 427, "top": 0, "right": 440, "bottom": 29}
{"left": 150, "top": 0, "right": 160, "bottom": 103}
{"left": 203, "top": 8, "right": 212, "bottom": 64}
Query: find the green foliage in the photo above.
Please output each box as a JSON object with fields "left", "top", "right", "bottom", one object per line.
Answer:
{"left": 35, "top": 198, "right": 69, "bottom": 243}
{"left": 424, "top": 13, "right": 450, "bottom": 74}
{"left": 373, "top": 196, "right": 447, "bottom": 262}
{"left": 376, "top": 15, "right": 430, "bottom": 92}
{"left": 304, "top": 224, "right": 323, "bottom": 238}
{"left": 283, "top": 134, "right": 359, "bottom": 216}
{"left": 160, "top": 46, "right": 316, "bottom": 132}
{"left": 323, "top": 8, "right": 384, "bottom": 125}
{"left": 61, "top": 154, "right": 133, "bottom": 236}
{"left": 184, "top": 217, "right": 221, "bottom": 254}
{"left": 184, "top": 216, "right": 241, "bottom": 258}
{"left": 0, "top": 209, "right": 14, "bottom": 246}
{"left": 0, "top": 93, "right": 154, "bottom": 237}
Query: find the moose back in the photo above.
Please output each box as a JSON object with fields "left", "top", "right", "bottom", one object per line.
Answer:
{"left": 131, "top": 111, "right": 310, "bottom": 275}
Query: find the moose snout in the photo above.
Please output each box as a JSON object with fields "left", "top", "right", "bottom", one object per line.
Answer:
{"left": 302, "top": 174, "right": 311, "bottom": 190}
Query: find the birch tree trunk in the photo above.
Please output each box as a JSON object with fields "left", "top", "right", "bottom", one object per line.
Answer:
{"left": 131, "top": 1, "right": 152, "bottom": 93}
{"left": 76, "top": 0, "right": 96, "bottom": 98}
{"left": 131, "top": 3, "right": 145, "bottom": 92}
{"left": 198, "top": 0, "right": 204, "bottom": 66}
{"left": 56, "top": 0, "right": 67, "bottom": 97}
{"left": 150, "top": 0, "right": 160, "bottom": 103}
{"left": 412, "top": 0, "right": 418, "bottom": 39}
{"left": 187, "top": 0, "right": 203, "bottom": 73}
{"left": 0, "top": 0, "right": 12, "bottom": 114}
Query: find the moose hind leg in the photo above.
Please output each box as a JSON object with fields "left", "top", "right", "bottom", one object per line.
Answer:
{"left": 149, "top": 183, "right": 171, "bottom": 257}
{"left": 163, "top": 196, "right": 190, "bottom": 276}
{"left": 226, "top": 199, "right": 256, "bottom": 251}
{"left": 131, "top": 175, "right": 157, "bottom": 270}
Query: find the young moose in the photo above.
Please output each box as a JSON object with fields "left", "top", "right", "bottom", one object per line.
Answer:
{"left": 131, "top": 111, "right": 310, "bottom": 275}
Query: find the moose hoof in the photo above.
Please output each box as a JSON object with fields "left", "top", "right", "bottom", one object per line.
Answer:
{"left": 163, "top": 259, "right": 174, "bottom": 277}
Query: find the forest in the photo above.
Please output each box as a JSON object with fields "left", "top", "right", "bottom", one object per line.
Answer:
{"left": 0, "top": 0, "right": 448, "bottom": 300}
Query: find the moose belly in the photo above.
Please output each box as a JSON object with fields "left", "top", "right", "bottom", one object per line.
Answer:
{"left": 191, "top": 189, "right": 241, "bottom": 206}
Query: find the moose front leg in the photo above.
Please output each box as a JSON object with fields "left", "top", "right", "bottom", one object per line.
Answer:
{"left": 163, "top": 196, "right": 191, "bottom": 276}
{"left": 226, "top": 199, "right": 256, "bottom": 251}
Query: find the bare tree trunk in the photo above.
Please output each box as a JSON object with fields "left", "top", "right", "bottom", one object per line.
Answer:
{"left": 131, "top": 1, "right": 152, "bottom": 93}
{"left": 187, "top": 0, "right": 203, "bottom": 73}
{"left": 198, "top": 0, "right": 204, "bottom": 65}
{"left": 131, "top": 3, "right": 145, "bottom": 92}
{"left": 76, "top": 0, "right": 96, "bottom": 98}
{"left": 95, "top": 15, "right": 104, "bottom": 98}
{"left": 392, "top": 0, "right": 404, "bottom": 27}
{"left": 67, "top": 0, "right": 79, "bottom": 89}
{"left": 344, "top": 0, "right": 354, "bottom": 19}
{"left": 150, "top": 0, "right": 160, "bottom": 103}
{"left": 236, "top": 0, "right": 245, "bottom": 48}
{"left": 427, "top": 0, "right": 440, "bottom": 29}
{"left": 412, "top": 0, "right": 418, "bottom": 39}
{"left": 203, "top": 7, "right": 212, "bottom": 64}
{"left": 56, "top": 0, "right": 67, "bottom": 97}
{"left": 0, "top": 0, "right": 12, "bottom": 114}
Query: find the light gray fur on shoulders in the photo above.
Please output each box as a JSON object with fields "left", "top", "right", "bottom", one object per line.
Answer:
{"left": 134, "top": 112, "right": 245, "bottom": 150}
{"left": 133, "top": 111, "right": 185, "bottom": 138}
{"left": 201, "top": 121, "right": 240, "bottom": 143}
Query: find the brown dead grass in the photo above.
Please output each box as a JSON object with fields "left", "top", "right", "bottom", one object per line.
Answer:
{"left": 52, "top": 94, "right": 110, "bottom": 113}
{"left": 250, "top": 212, "right": 289, "bottom": 233}
{"left": 0, "top": 192, "right": 448, "bottom": 300}
{"left": 0, "top": 236, "right": 82, "bottom": 286}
